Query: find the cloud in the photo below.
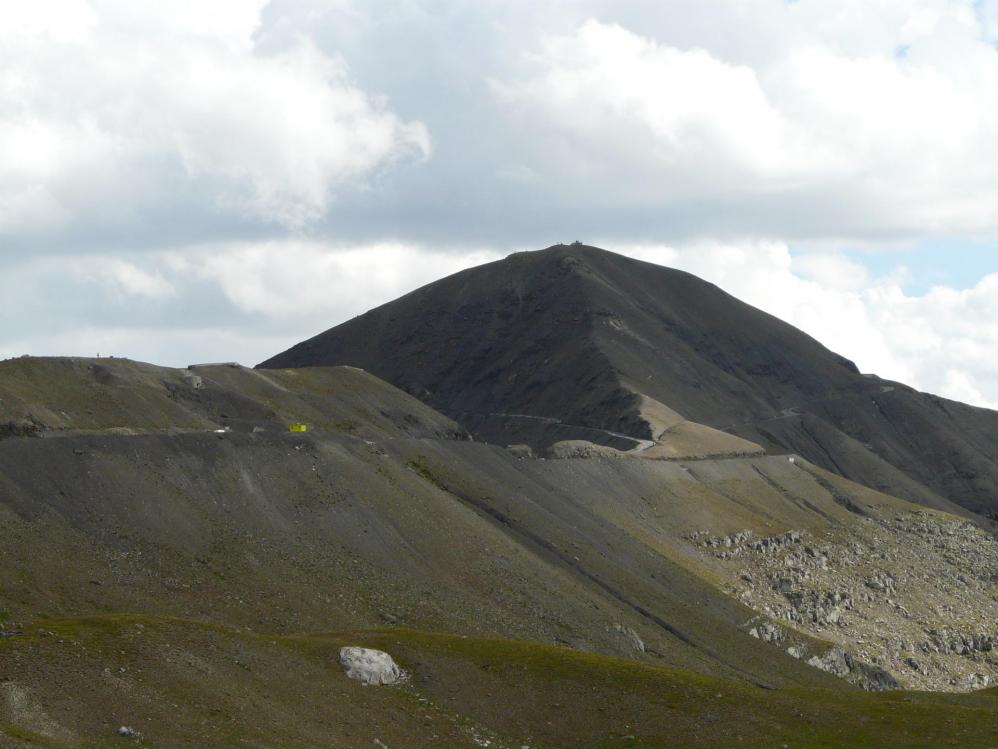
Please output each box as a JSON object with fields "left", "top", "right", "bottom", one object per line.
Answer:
{"left": 6, "top": 1, "right": 998, "bottom": 245}
{"left": 182, "top": 240, "right": 500, "bottom": 320}
{"left": 612, "top": 242, "right": 998, "bottom": 410}
{"left": 0, "top": 241, "right": 503, "bottom": 367}
{"left": 5, "top": 238, "right": 996, "bottom": 412}
{"left": 87, "top": 258, "right": 176, "bottom": 300}
{"left": 0, "top": 0, "right": 429, "bottom": 238}
{"left": 497, "top": 20, "right": 806, "bottom": 186}
{"left": 2, "top": 1, "right": 997, "bottom": 413}
{"left": 791, "top": 253, "right": 871, "bottom": 291}
{"left": 500, "top": 11, "right": 998, "bottom": 239}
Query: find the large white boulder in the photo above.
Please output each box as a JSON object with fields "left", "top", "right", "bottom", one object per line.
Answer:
{"left": 338, "top": 647, "right": 405, "bottom": 685}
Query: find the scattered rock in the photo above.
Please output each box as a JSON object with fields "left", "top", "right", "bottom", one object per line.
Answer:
{"left": 955, "top": 673, "right": 992, "bottom": 691}
{"left": 786, "top": 644, "right": 808, "bottom": 659}
{"left": 748, "top": 622, "right": 785, "bottom": 645}
{"left": 339, "top": 647, "right": 405, "bottom": 685}
{"left": 548, "top": 440, "right": 624, "bottom": 460}
{"left": 611, "top": 623, "right": 646, "bottom": 653}
{"left": 696, "top": 510, "right": 998, "bottom": 692}
{"left": 808, "top": 647, "right": 852, "bottom": 678}
{"left": 923, "top": 628, "right": 995, "bottom": 656}
{"left": 0, "top": 418, "right": 42, "bottom": 439}
{"left": 864, "top": 573, "right": 897, "bottom": 595}
{"left": 506, "top": 444, "right": 535, "bottom": 459}
{"left": 806, "top": 647, "right": 898, "bottom": 690}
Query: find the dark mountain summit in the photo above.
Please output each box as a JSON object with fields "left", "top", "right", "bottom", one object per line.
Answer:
{"left": 4, "top": 252, "right": 998, "bottom": 745}
{"left": 260, "top": 244, "right": 998, "bottom": 519}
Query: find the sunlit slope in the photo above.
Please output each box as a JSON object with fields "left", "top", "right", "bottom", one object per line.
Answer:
{"left": 1, "top": 355, "right": 995, "bottom": 748}
{"left": 0, "top": 357, "right": 897, "bottom": 690}
{"left": 2, "top": 428, "right": 844, "bottom": 689}
{"left": 0, "top": 356, "right": 462, "bottom": 440}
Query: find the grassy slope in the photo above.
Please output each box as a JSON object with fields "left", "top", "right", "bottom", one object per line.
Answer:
{"left": 1, "top": 615, "right": 996, "bottom": 749}
{"left": 2, "top": 358, "right": 996, "bottom": 746}
{"left": 1, "top": 429, "right": 848, "bottom": 689}
{"left": 0, "top": 357, "right": 463, "bottom": 441}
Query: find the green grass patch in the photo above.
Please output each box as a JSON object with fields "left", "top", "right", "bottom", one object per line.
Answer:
{"left": 1, "top": 724, "right": 61, "bottom": 748}
{"left": 6, "top": 614, "right": 998, "bottom": 749}
{"left": 405, "top": 456, "right": 448, "bottom": 490}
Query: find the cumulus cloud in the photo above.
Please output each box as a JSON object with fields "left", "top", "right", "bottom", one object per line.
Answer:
{"left": 791, "top": 253, "right": 872, "bottom": 292}
{"left": 5, "top": 238, "right": 995, "bottom": 412}
{"left": 501, "top": 10, "right": 998, "bottom": 238}
{"left": 0, "top": 0, "right": 428, "bottom": 237}
{"left": 498, "top": 21, "right": 809, "bottom": 187}
{"left": 612, "top": 242, "right": 998, "bottom": 410}
{"left": 0, "top": 242, "right": 503, "bottom": 367}
{"left": 87, "top": 258, "right": 176, "bottom": 301}
{"left": 7, "top": 0, "right": 998, "bottom": 243}
{"left": 180, "top": 241, "right": 500, "bottom": 320}
{"left": 1, "top": 0, "right": 997, "bottom": 413}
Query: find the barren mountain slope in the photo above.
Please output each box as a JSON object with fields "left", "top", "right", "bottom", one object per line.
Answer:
{"left": 0, "top": 359, "right": 837, "bottom": 687}
{"left": 260, "top": 244, "right": 998, "bottom": 519}
{"left": 1, "top": 357, "right": 996, "bottom": 747}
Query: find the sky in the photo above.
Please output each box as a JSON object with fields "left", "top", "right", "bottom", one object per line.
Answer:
{"left": 2, "top": 0, "right": 998, "bottom": 409}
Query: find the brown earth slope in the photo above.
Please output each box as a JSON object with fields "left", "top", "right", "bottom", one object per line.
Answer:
{"left": 259, "top": 244, "right": 998, "bottom": 520}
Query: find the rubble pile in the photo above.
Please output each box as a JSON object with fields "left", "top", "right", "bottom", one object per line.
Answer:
{"left": 689, "top": 512, "right": 998, "bottom": 691}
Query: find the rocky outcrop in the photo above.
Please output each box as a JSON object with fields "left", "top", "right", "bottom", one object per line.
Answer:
{"left": 691, "top": 512, "right": 998, "bottom": 692}
{"left": 688, "top": 529, "right": 802, "bottom": 560}
{"left": 549, "top": 440, "right": 626, "bottom": 460}
{"left": 743, "top": 618, "right": 896, "bottom": 691}
{"left": 922, "top": 629, "right": 995, "bottom": 656}
{"left": 0, "top": 418, "right": 41, "bottom": 439}
{"left": 611, "top": 623, "right": 646, "bottom": 653}
{"left": 748, "top": 621, "right": 785, "bottom": 645}
{"left": 805, "top": 647, "right": 899, "bottom": 691}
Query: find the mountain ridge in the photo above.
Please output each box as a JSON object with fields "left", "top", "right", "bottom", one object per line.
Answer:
{"left": 2, "top": 352, "right": 995, "bottom": 746}
{"left": 260, "top": 243, "right": 998, "bottom": 520}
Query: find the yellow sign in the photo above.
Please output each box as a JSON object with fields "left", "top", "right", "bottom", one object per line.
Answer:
{"left": 289, "top": 423, "right": 308, "bottom": 433}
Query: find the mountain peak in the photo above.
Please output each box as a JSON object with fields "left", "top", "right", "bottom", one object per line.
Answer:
{"left": 259, "top": 242, "right": 858, "bottom": 433}
{"left": 259, "top": 244, "right": 998, "bottom": 519}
